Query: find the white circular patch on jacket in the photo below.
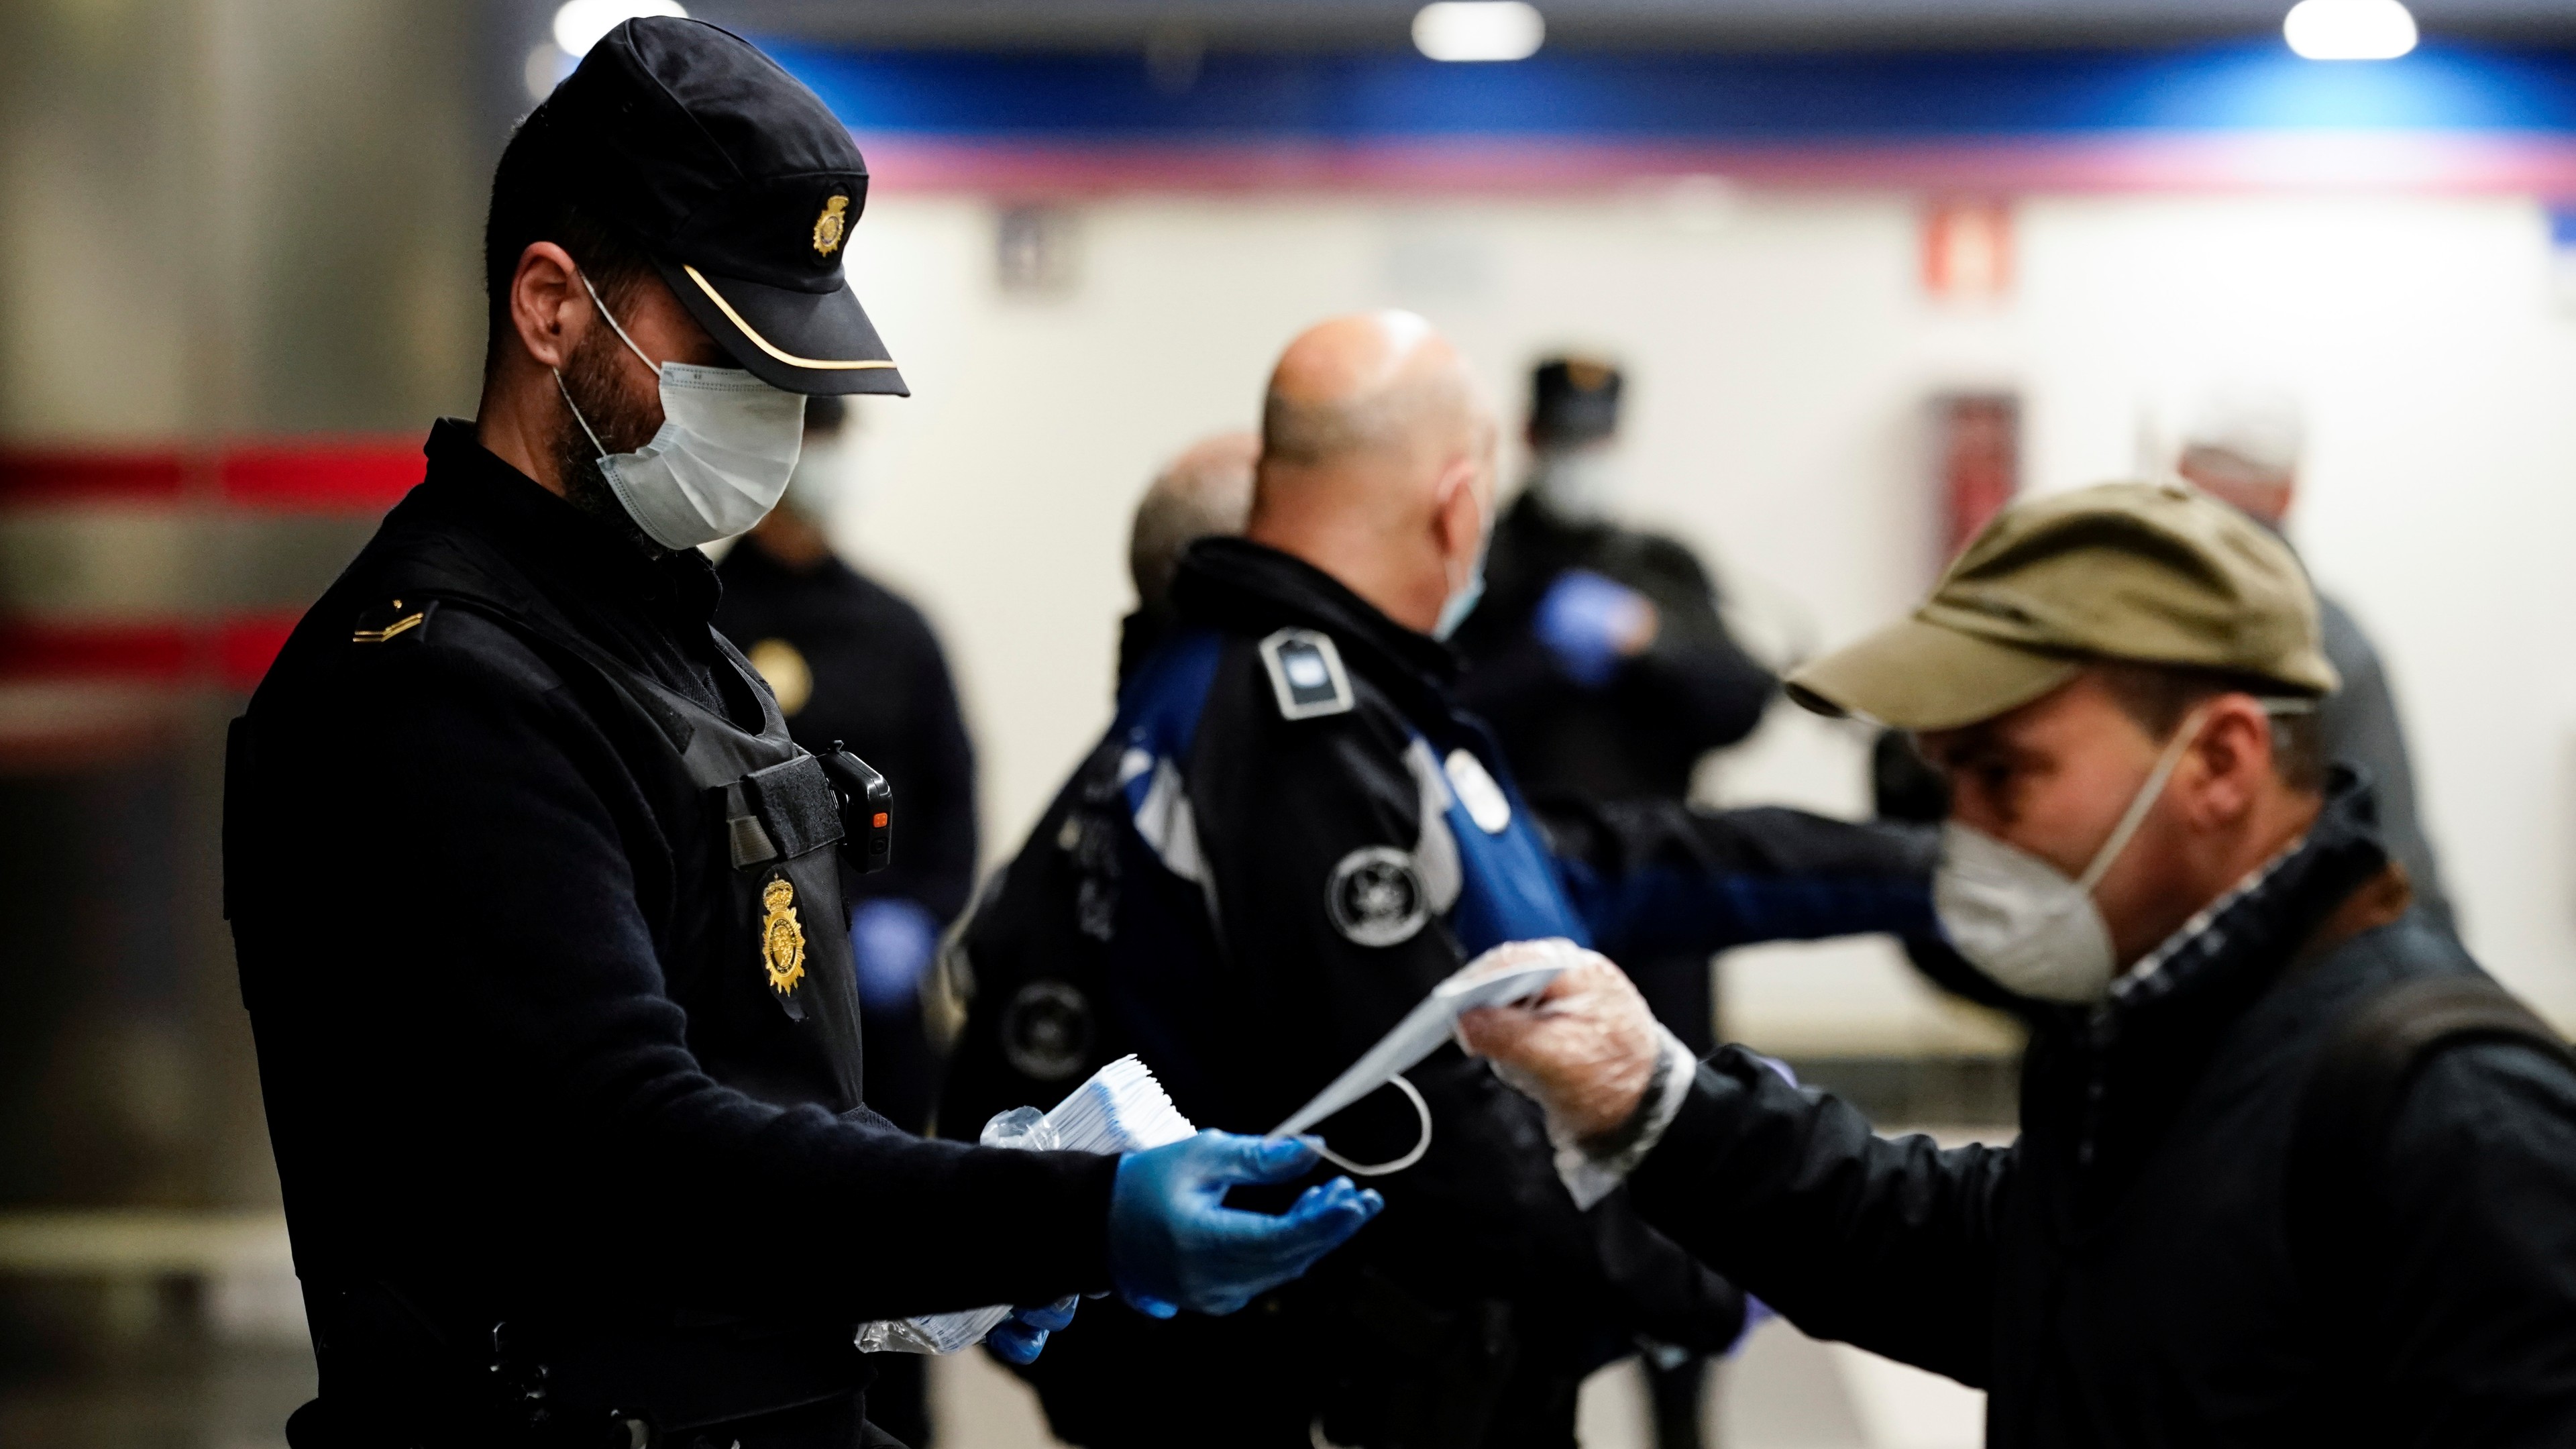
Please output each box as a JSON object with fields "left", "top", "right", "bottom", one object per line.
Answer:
{"left": 1001, "top": 979, "right": 1095, "bottom": 1082}
{"left": 1327, "top": 845, "right": 1430, "bottom": 947}
{"left": 1443, "top": 749, "right": 1513, "bottom": 835}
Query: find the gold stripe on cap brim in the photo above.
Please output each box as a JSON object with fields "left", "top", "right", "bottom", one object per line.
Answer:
{"left": 681, "top": 264, "right": 900, "bottom": 372}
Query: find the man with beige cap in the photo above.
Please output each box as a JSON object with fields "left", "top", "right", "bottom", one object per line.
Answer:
{"left": 1462, "top": 482, "right": 2576, "bottom": 1446}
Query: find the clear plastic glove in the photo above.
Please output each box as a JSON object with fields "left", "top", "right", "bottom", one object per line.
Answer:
{"left": 1456, "top": 945, "right": 1662, "bottom": 1145}
{"left": 1534, "top": 570, "right": 1659, "bottom": 690}
{"left": 850, "top": 897, "right": 940, "bottom": 1011}
{"left": 1108, "top": 1132, "right": 1383, "bottom": 1318}
{"left": 983, "top": 1296, "right": 1077, "bottom": 1365}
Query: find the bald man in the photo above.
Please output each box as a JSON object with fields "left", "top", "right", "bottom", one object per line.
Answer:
{"left": 943, "top": 313, "right": 1939, "bottom": 1448}
{"left": 1119, "top": 429, "right": 1260, "bottom": 686}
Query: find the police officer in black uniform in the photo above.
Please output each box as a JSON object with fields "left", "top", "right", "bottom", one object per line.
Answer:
{"left": 224, "top": 21, "right": 1377, "bottom": 1448}
{"left": 1449, "top": 358, "right": 1780, "bottom": 1448}
{"left": 716, "top": 397, "right": 979, "bottom": 1443}
{"left": 1450, "top": 358, "right": 1774, "bottom": 806}
{"left": 944, "top": 314, "right": 1937, "bottom": 1448}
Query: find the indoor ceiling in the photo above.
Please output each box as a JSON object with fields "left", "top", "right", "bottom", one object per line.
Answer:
{"left": 696, "top": 0, "right": 2576, "bottom": 52}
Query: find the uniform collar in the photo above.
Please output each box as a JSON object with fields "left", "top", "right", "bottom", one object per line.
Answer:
{"left": 2093, "top": 767, "right": 2389, "bottom": 1034}
{"left": 419, "top": 418, "right": 721, "bottom": 628}
{"left": 1171, "top": 537, "right": 1460, "bottom": 710}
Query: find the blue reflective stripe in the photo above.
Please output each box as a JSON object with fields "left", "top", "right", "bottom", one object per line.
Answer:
{"left": 1114, "top": 629, "right": 1227, "bottom": 814}
{"left": 1415, "top": 730, "right": 1591, "bottom": 957}
{"left": 1562, "top": 859, "right": 1937, "bottom": 959}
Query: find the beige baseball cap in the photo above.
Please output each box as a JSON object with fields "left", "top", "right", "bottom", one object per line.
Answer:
{"left": 1787, "top": 480, "right": 2339, "bottom": 731}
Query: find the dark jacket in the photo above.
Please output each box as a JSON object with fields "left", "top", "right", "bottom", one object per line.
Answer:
{"left": 945, "top": 537, "right": 1935, "bottom": 1448}
{"left": 1451, "top": 492, "right": 1774, "bottom": 803}
{"left": 716, "top": 539, "right": 977, "bottom": 1132}
{"left": 1621, "top": 778, "right": 2576, "bottom": 1447}
{"left": 226, "top": 424, "right": 1116, "bottom": 1437}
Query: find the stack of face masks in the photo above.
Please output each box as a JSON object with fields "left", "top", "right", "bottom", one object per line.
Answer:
{"left": 856, "top": 1056, "right": 1194, "bottom": 1355}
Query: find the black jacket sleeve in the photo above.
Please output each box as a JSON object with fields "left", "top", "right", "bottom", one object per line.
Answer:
{"left": 1539, "top": 798, "right": 1940, "bottom": 960}
{"left": 1625, "top": 1048, "right": 2012, "bottom": 1387}
{"left": 263, "top": 629, "right": 1113, "bottom": 1322}
{"left": 2368, "top": 1040, "right": 2576, "bottom": 1446}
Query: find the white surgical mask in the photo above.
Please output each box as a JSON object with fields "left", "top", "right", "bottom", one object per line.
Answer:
{"left": 1432, "top": 487, "right": 1493, "bottom": 642}
{"left": 555, "top": 273, "right": 806, "bottom": 550}
{"left": 1933, "top": 706, "right": 2210, "bottom": 1005}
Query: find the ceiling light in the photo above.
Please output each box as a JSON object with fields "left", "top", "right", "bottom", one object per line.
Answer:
{"left": 553, "top": 0, "right": 687, "bottom": 60}
{"left": 1413, "top": 2, "right": 1545, "bottom": 63}
{"left": 2283, "top": 0, "right": 2418, "bottom": 60}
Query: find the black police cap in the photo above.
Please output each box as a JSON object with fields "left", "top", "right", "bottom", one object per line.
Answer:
{"left": 541, "top": 17, "right": 904, "bottom": 396}
{"left": 1529, "top": 356, "right": 1622, "bottom": 446}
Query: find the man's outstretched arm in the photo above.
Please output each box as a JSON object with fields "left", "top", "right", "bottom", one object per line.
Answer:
{"left": 1542, "top": 798, "right": 1939, "bottom": 959}
{"left": 1460, "top": 950, "right": 2008, "bottom": 1388}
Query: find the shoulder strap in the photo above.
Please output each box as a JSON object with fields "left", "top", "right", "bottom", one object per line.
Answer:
{"left": 409, "top": 584, "right": 700, "bottom": 756}
{"left": 2288, "top": 973, "right": 2572, "bottom": 1298}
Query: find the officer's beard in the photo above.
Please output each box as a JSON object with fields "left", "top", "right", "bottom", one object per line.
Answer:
{"left": 551, "top": 323, "right": 675, "bottom": 559}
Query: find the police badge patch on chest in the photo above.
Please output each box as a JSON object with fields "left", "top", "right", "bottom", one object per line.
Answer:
{"left": 1328, "top": 845, "right": 1429, "bottom": 947}
{"left": 761, "top": 876, "right": 808, "bottom": 998}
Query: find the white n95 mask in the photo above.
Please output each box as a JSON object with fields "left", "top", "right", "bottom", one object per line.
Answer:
{"left": 556, "top": 272, "right": 807, "bottom": 550}
{"left": 1933, "top": 706, "right": 2209, "bottom": 1005}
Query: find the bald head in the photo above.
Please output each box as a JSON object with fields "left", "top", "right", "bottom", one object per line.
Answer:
{"left": 1248, "top": 312, "right": 1496, "bottom": 636}
{"left": 1130, "top": 430, "right": 1259, "bottom": 612}
{"left": 1261, "top": 311, "right": 1480, "bottom": 471}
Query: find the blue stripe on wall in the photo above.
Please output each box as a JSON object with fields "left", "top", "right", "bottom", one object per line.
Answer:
{"left": 765, "top": 41, "right": 2576, "bottom": 142}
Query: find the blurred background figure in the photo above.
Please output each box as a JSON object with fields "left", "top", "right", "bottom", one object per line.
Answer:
{"left": 1119, "top": 430, "right": 1259, "bottom": 688}
{"left": 2171, "top": 385, "right": 2454, "bottom": 935}
{"left": 714, "top": 394, "right": 977, "bottom": 1446}
{"left": 1450, "top": 358, "right": 1776, "bottom": 1449}
{"left": 1453, "top": 358, "right": 1776, "bottom": 810}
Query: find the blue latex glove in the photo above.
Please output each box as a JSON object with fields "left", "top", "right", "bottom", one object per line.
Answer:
{"left": 850, "top": 897, "right": 941, "bottom": 1011}
{"left": 983, "top": 1295, "right": 1078, "bottom": 1365}
{"left": 1108, "top": 1132, "right": 1383, "bottom": 1318}
{"left": 1534, "top": 570, "right": 1658, "bottom": 690}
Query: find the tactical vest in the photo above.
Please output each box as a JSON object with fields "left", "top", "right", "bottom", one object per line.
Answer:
{"left": 229, "top": 570, "right": 896, "bottom": 1446}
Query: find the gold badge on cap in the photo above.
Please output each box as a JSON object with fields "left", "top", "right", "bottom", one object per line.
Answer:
{"left": 761, "top": 877, "right": 807, "bottom": 994}
{"left": 811, "top": 195, "right": 850, "bottom": 258}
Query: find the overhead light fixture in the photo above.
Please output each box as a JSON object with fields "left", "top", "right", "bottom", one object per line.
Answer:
{"left": 553, "top": 0, "right": 687, "bottom": 60}
{"left": 1413, "top": 2, "right": 1545, "bottom": 63}
{"left": 2283, "top": 0, "right": 2418, "bottom": 60}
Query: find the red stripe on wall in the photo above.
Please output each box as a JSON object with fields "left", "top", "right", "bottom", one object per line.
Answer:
{"left": 0, "top": 612, "right": 306, "bottom": 692}
{"left": 0, "top": 452, "right": 190, "bottom": 506}
{"left": 215, "top": 612, "right": 303, "bottom": 694}
{"left": 858, "top": 131, "right": 2576, "bottom": 198}
{"left": 0, "top": 621, "right": 195, "bottom": 682}
{"left": 220, "top": 438, "right": 423, "bottom": 510}
{"left": 0, "top": 439, "right": 422, "bottom": 510}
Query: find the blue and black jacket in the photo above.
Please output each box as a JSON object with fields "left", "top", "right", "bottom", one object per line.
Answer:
{"left": 946, "top": 538, "right": 1936, "bottom": 1446}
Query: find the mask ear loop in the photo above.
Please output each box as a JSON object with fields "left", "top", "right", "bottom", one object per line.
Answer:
{"left": 553, "top": 370, "right": 610, "bottom": 458}
{"left": 1306, "top": 1073, "right": 1432, "bottom": 1177}
{"left": 578, "top": 270, "right": 662, "bottom": 376}
{"left": 2076, "top": 702, "right": 2214, "bottom": 894}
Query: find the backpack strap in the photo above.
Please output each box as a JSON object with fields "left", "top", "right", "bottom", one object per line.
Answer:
{"left": 2288, "top": 973, "right": 2572, "bottom": 1303}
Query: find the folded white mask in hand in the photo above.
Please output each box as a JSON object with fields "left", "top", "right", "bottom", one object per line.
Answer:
{"left": 856, "top": 1056, "right": 1193, "bottom": 1356}
{"left": 1262, "top": 939, "right": 1575, "bottom": 1176}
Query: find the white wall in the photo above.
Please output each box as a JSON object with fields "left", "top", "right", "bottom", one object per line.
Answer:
{"left": 816, "top": 186, "right": 2576, "bottom": 1046}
